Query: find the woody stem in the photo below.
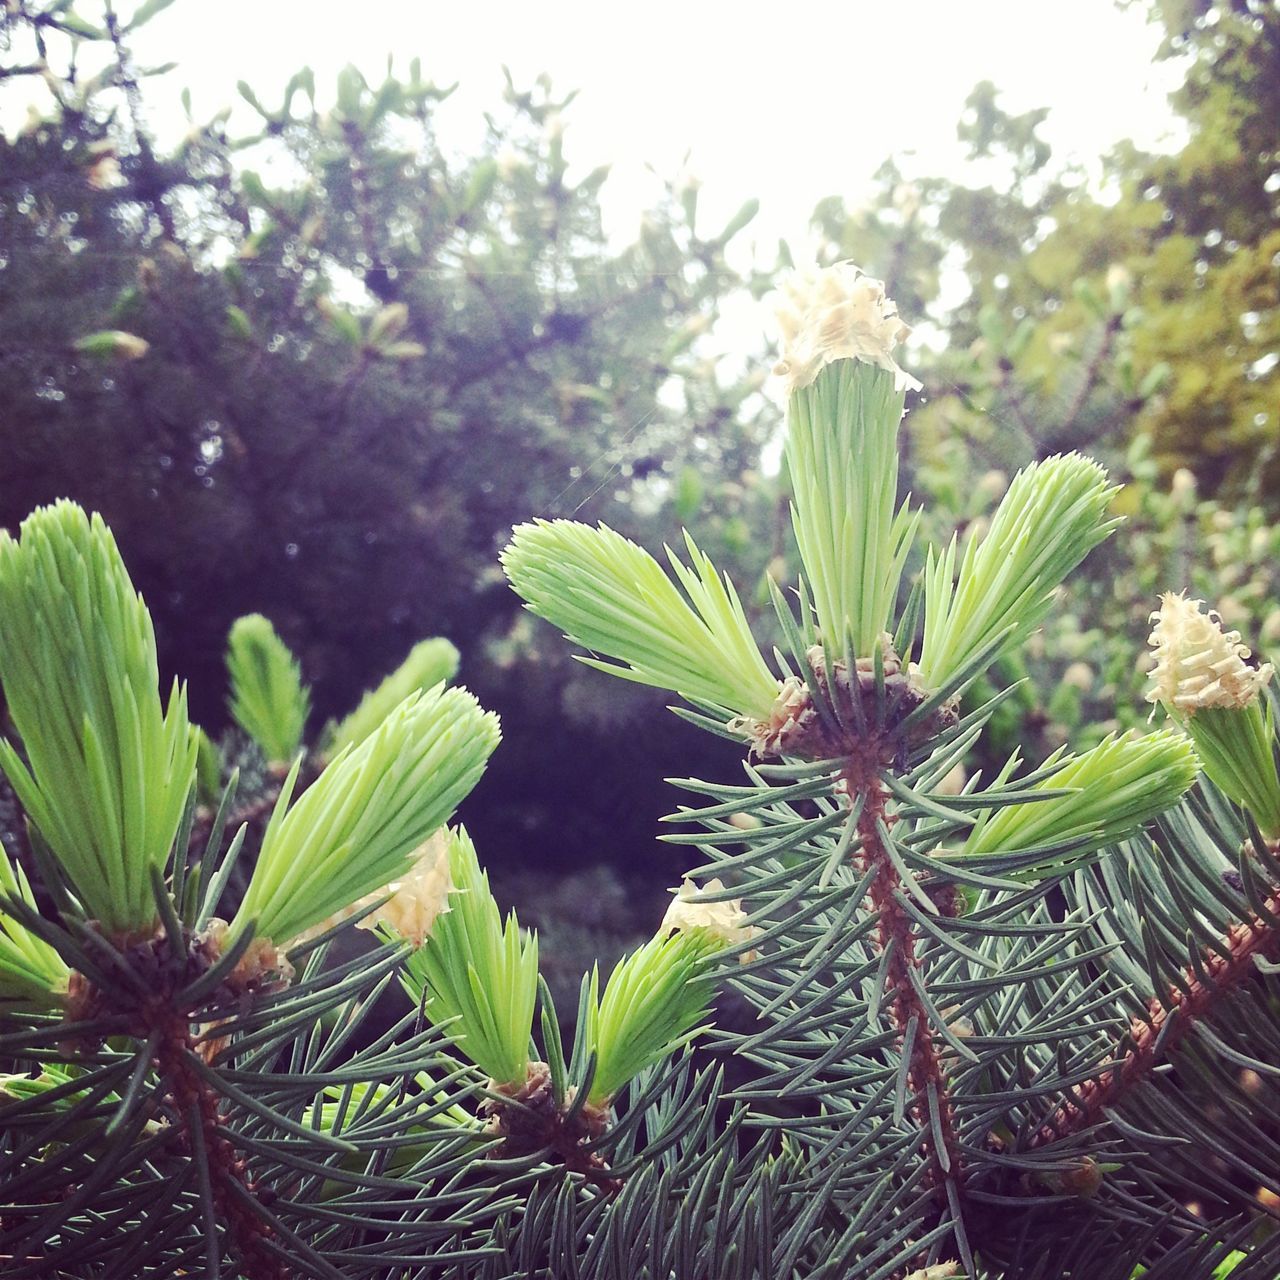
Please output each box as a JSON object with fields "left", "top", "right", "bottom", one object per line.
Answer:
{"left": 851, "top": 771, "right": 964, "bottom": 1200}
{"left": 154, "top": 1015, "right": 288, "bottom": 1280}
{"left": 1032, "top": 886, "right": 1280, "bottom": 1147}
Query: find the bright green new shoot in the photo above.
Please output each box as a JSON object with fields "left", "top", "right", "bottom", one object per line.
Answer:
{"left": 1185, "top": 703, "right": 1280, "bottom": 841}
{"left": 402, "top": 827, "right": 538, "bottom": 1088}
{"left": 917, "top": 454, "right": 1119, "bottom": 692}
{"left": 0, "top": 501, "right": 197, "bottom": 935}
{"left": 325, "top": 636, "right": 460, "bottom": 758}
{"left": 502, "top": 520, "right": 779, "bottom": 721}
{"left": 0, "top": 842, "right": 69, "bottom": 1009}
{"left": 580, "top": 929, "right": 720, "bottom": 1106}
{"left": 226, "top": 614, "right": 311, "bottom": 767}
{"left": 232, "top": 686, "right": 499, "bottom": 947}
{"left": 956, "top": 730, "right": 1199, "bottom": 875}
{"left": 193, "top": 726, "right": 224, "bottom": 808}
{"left": 785, "top": 359, "right": 919, "bottom": 659}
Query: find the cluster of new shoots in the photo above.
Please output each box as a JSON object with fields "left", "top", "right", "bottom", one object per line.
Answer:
{"left": 0, "top": 500, "right": 499, "bottom": 1017}
{"left": 503, "top": 262, "right": 1178, "bottom": 803}
{"left": 502, "top": 261, "right": 1214, "bottom": 1268}
{"left": 0, "top": 494, "right": 752, "bottom": 1204}
{"left": 395, "top": 832, "right": 750, "bottom": 1174}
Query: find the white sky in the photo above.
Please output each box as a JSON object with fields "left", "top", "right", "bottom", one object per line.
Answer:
{"left": 112, "top": 0, "right": 1184, "bottom": 261}
{"left": 3, "top": 0, "right": 1189, "bottom": 411}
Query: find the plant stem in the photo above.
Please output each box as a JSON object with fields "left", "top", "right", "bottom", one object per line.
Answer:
{"left": 851, "top": 771, "right": 964, "bottom": 1199}
{"left": 154, "top": 1014, "right": 288, "bottom": 1280}
{"left": 1031, "top": 887, "right": 1280, "bottom": 1147}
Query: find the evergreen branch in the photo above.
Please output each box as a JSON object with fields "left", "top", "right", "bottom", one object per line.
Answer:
{"left": 1031, "top": 881, "right": 1280, "bottom": 1149}
{"left": 848, "top": 767, "right": 966, "bottom": 1245}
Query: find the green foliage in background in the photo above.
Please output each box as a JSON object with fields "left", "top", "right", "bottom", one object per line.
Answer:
{"left": 799, "top": 0, "right": 1278, "bottom": 776}
{"left": 812, "top": 1, "right": 1278, "bottom": 499}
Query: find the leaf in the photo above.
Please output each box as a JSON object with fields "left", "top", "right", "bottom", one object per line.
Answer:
{"left": 73, "top": 330, "right": 149, "bottom": 360}
{"left": 125, "top": 0, "right": 179, "bottom": 30}
{"left": 717, "top": 197, "right": 760, "bottom": 244}
{"left": 224, "top": 305, "right": 252, "bottom": 339}
{"left": 236, "top": 80, "right": 267, "bottom": 117}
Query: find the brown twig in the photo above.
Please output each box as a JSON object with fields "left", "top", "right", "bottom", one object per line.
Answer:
{"left": 754, "top": 636, "right": 964, "bottom": 1210}
{"left": 852, "top": 772, "right": 964, "bottom": 1197}
{"left": 57, "top": 924, "right": 291, "bottom": 1278}
{"left": 1031, "top": 887, "right": 1280, "bottom": 1147}
{"left": 155, "top": 1013, "right": 287, "bottom": 1280}
{"left": 101, "top": 2, "right": 176, "bottom": 242}
{"left": 480, "top": 1062, "right": 620, "bottom": 1193}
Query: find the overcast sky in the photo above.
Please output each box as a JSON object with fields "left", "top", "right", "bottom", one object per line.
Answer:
{"left": 0, "top": 2, "right": 1194, "bottom": 463}
{"left": 111, "top": 0, "right": 1185, "bottom": 260}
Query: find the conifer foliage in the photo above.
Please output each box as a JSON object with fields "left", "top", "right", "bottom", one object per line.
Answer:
{"left": 2, "top": 263, "right": 1280, "bottom": 1278}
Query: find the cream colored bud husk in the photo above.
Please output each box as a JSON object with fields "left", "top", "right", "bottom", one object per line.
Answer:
{"left": 1147, "top": 591, "right": 1274, "bottom": 714}
{"left": 1170, "top": 467, "right": 1197, "bottom": 501}
{"left": 357, "top": 829, "right": 453, "bottom": 946}
{"left": 773, "top": 261, "right": 922, "bottom": 395}
{"left": 296, "top": 830, "right": 453, "bottom": 948}
{"left": 662, "top": 878, "right": 758, "bottom": 957}
{"left": 86, "top": 155, "right": 124, "bottom": 191}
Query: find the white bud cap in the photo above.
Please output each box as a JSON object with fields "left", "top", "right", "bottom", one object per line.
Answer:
{"left": 294, "top": 830, "right": 453, "bottom": 948}
{"left": 772, "top": 261, "right": 922, "bottom": 396}
{"left": 905, "top": 1265, "right": 960, "bottom": 1280}
{"left": 661, "top": 877, "right": 757, "bottom": 958}
{"left": 1147, "top": 591, "right": 1273, "bottom": 714}
{"left": 355, "top": 829, "right": 453, "bottom": 946}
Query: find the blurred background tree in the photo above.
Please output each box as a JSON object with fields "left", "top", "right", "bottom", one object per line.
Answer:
{"left": 0, "top": 1, "right": 781, "bottom": 974}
